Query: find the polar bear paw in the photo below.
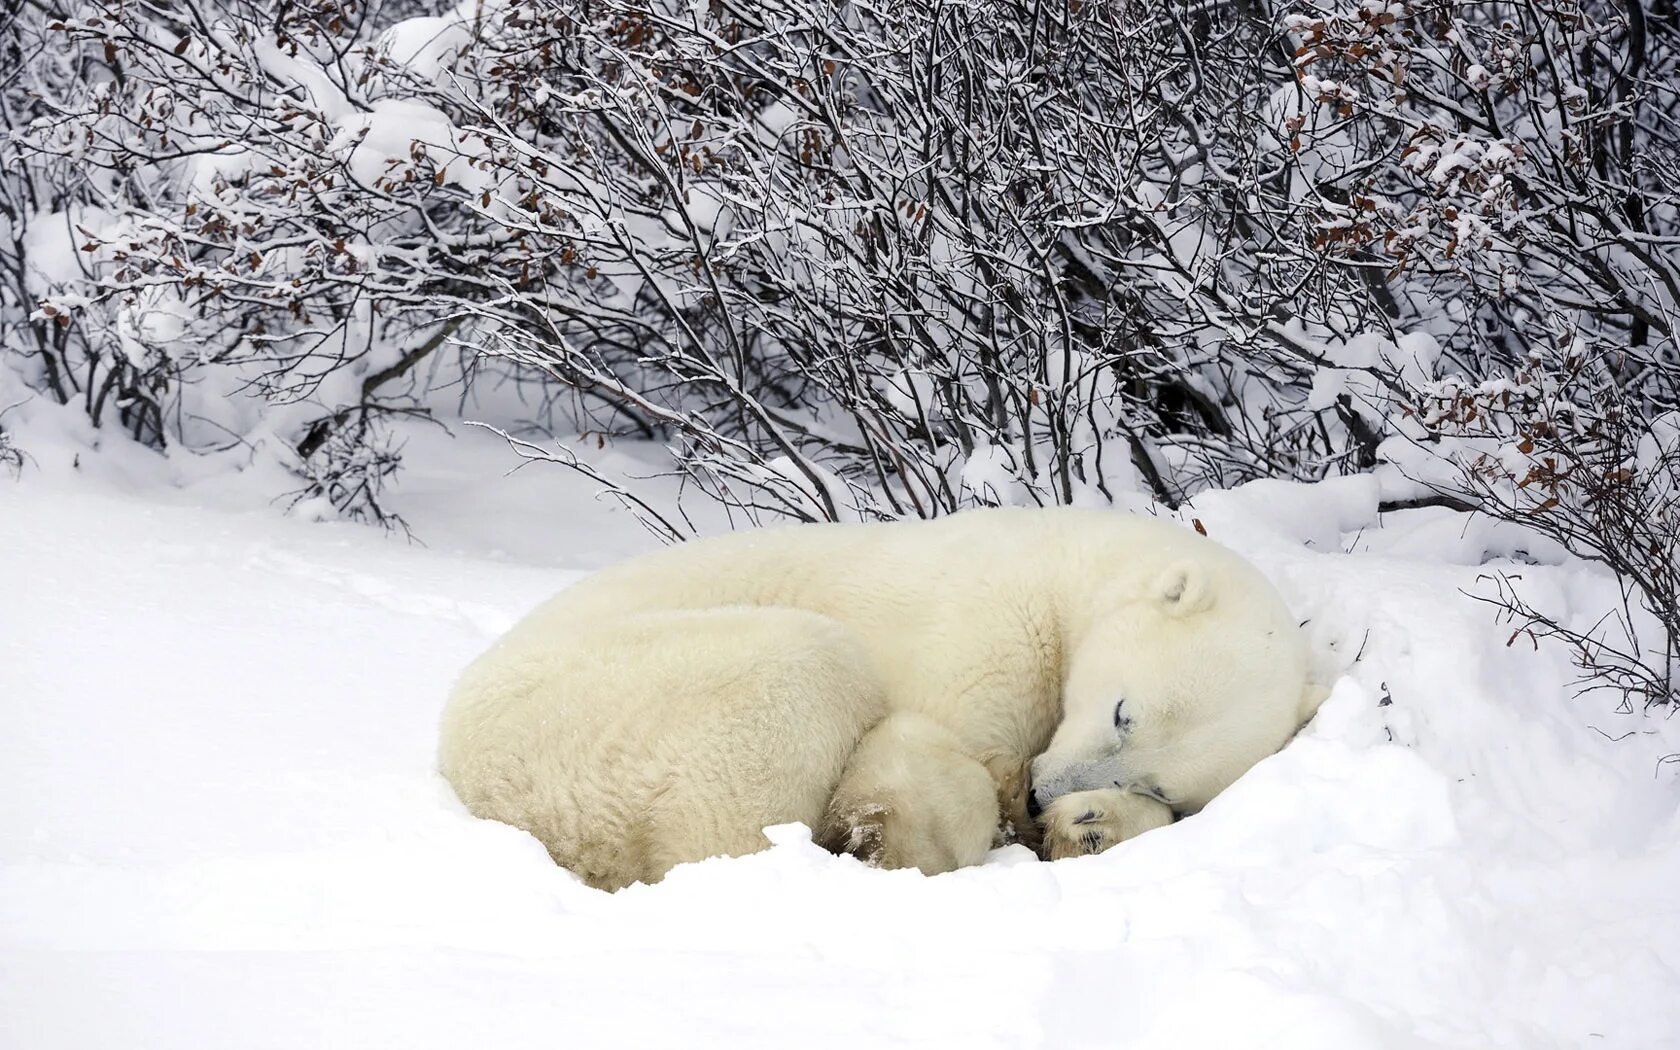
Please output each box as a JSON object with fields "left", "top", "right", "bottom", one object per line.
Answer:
{"left": 816, "top": 800, "right": 893, "bottom": 866}
{"left": 1040, "top": 788, "right": 1175, "bottom": 861}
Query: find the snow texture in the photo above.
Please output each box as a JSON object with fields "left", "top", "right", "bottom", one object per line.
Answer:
{"left": 3, "top": 419, "right": 1680, "bottom": 1049}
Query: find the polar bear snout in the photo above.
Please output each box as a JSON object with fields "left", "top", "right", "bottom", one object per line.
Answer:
{"left": 1028, "top": 753, "right": 1128, "bottom": 811}
{"left": 1025, "top": 785, "right": 1045, "bottom": 820}
{"left": 1024, "top": 768, "right": 1092, "bottom": 818}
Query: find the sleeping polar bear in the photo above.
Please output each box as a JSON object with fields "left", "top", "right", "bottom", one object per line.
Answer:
{"left": 439, "top": 507, "right": 1320, "bottom": 890}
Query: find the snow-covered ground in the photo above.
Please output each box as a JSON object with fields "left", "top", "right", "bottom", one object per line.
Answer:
{"left": 4, "top": 422, "right": 1680, "bottom": 1049}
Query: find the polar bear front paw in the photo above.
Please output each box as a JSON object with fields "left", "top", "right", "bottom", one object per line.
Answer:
{"left": 1040, "top": 789, "right": 1175, "bottom": 861}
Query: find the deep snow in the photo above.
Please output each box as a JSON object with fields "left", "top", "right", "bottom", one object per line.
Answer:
{"left": 3, "top": 423, "right": 1680, "bottom": 1049}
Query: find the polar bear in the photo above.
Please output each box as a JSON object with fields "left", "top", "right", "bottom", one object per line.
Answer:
{"left": 439, "top": 507, "right": 1319, "bottom": 890}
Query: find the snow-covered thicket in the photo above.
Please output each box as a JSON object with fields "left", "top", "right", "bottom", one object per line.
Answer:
{"left": 3, "top": 0, "right": 1678, "bottom": 692}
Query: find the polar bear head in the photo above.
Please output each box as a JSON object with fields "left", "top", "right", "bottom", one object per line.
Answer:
{"left": 1029, "top": 558, "right": 1317, "bottom": 818}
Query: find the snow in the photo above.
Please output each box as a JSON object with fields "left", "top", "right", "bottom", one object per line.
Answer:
{"left": 378, "top": 15, "right": 474, "bottom": 80}
{"left": 4, "top": 419, "right": 1680, "bottom": 1048}
{"left": 959, "top": 440, "right": 1024, "bottom": 505}
{"left": 331, "top": 99, "right": 490, "bottom": 195}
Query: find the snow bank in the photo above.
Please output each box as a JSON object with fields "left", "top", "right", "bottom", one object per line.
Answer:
{"left": 3, "top": 450, "right": 1679, "bottom": 1048}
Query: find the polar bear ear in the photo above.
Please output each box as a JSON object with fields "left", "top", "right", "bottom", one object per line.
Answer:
{"left": 1151, "top": 561, "right": 1216, "bottom": 618}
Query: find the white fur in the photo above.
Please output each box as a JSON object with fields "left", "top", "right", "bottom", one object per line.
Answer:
{"left": 439, "top": 508, "right": 1317, "bottom": 889}
{"left": 1029, "top": 553, "right": 1323, "bottom": 821}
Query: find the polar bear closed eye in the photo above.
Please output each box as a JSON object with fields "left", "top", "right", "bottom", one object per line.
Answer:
{"left": 1029, "top": 557, "right": 1323, "bottom": 827}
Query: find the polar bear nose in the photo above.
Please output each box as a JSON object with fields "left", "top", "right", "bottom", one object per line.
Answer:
{"left": 1025, "top": 787, "right": 1044, "bottom": 820}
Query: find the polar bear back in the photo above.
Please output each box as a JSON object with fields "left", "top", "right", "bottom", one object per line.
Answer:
{"left": 495, "top": 508, "right": 1263, "bottom": 756}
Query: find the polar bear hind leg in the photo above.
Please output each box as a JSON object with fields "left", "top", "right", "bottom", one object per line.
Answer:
{"left": 817, "top": 711, "right": 1001, "bottom": 876}
{"left": 439, "top": 607, "right": 886, "bottom": 891}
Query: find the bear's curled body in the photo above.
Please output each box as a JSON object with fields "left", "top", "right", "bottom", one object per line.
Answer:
{"left": 439, "top": 507, "right": 1315, "bottom": 890}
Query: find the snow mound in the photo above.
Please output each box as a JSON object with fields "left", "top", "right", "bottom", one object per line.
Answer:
{"left": 3, "top": 455, "right": 1679, "bottom": 1048}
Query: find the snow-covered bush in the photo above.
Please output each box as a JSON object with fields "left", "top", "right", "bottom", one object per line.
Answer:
{"left": 3, "top": 0, "right": 1678, "bottom": 693}
{"left": 1, "top": 0, "right": 480, "bottom": 516}
{"left": 1409, "top": 342, "right": 1680, "bottom": 707}
{"left": 1284, "top": 0, "right": 1680, "bottom": 704}
{"left": 431, "top": 0, "right": 1415, "bottom": 519}
{"left": 1, "top": 0, "right": 1437, "bottom": 521}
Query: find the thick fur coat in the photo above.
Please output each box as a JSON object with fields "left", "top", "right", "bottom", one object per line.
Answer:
{"left": 439, "top": 508, "right": 1318, "bottom": 890}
